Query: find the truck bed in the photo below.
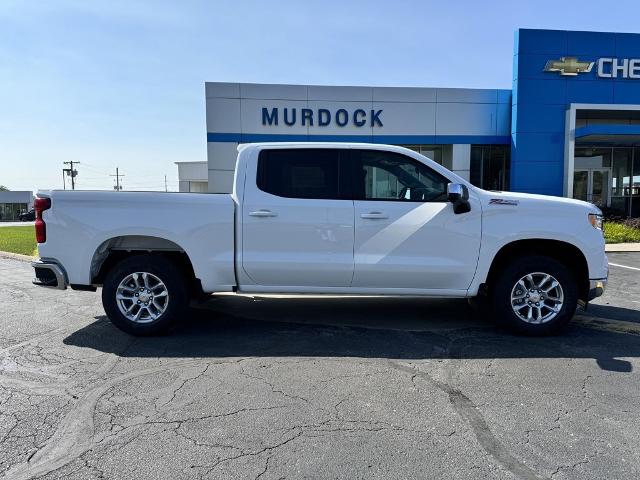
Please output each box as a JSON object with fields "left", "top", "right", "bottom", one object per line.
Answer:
{"left": 36, "top": 190, "right": 236, "bottom": 292}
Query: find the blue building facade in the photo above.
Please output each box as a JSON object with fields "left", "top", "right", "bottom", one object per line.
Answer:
{"left": 512, "top": 28, "right": 640, "bottom": 215}
{"left": 199, "top": 28, "right": 639, "bottom": 216}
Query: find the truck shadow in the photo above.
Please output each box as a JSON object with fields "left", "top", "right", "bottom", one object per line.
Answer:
{"left": 63, "top": 295, "right": 640, "bottom": 373}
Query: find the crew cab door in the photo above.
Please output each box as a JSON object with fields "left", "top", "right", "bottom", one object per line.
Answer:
{"left": 351, "top": 149, "right": 481, "bottom": 291}
{"left": 241, "top": 148, "right": 354, "bottom": 287}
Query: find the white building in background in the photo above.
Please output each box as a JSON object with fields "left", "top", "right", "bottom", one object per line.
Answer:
{"left": 175, "top": 161, "right": 208, "bottom": 193}
{"left": 200, "top": 82, "right": 510, "bottom": 194}
{"left": 176, "top": 81, "right": 511, "bottom": 194}
{"left": 0, "top": 191, "right": 33, "bottom": 221}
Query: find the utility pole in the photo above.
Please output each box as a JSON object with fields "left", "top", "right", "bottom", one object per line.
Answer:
{"left": 110, "top": 167, "right": 124, "bottom": 191}
{"left": 63, "top": 161, "right": 79, "bottom": 190}
{"left": 165, "top": 175, "right": 168, "bottom": 192}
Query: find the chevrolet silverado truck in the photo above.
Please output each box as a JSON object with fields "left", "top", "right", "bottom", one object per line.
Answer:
{"left": 31, "top": 143, "right": 608, "bottom": 336}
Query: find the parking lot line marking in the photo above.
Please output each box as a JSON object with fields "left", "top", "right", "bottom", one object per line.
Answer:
{"left": 575, "top": 315, "right": 640, "bottom": 336}
{"left": 609, "top": 262, "right": 640, "bottom": 271}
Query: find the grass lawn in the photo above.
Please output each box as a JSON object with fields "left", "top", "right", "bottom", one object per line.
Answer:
{"left": 0, "top": 226, "right": 37, "bottom": 256}
{"left": 605, "top": 222, "right": 640, "bottom": 244}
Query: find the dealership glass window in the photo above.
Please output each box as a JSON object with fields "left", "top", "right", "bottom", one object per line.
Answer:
{"left": 353, "top": 150, "right": 448, "bottom": 202}
{"left": 632, "top": 148, "right": 640, "bottom": 218}
{"left": 574, "top": 147, "right": 612, "bottom": 169}
{"left": 0, "top": 203, "right": 28, "bottom": 221}
{"left": 610, "top": 148, "right": 632, "bottom": 215}
{"left": 574, "top": 146, "right": 638, "bottom": 217}
{"left": 401, "top": 145, "right": 443, "bottom": 165}
{"left": 470, "top": 145, "right": 510, "bottom": 191}
{"left": 188, "top": 181, "right": 208, "bottom": 193}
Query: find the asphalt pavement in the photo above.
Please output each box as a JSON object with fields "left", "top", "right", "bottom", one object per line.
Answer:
{"left": 0, "top": 254, "right": 639, "bottom": 479}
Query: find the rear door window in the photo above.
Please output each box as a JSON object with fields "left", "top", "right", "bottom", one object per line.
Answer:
{"left": 257, "top": 149, "right": 351, "bottom": 200}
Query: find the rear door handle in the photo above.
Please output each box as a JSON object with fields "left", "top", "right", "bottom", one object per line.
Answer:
{"left": 249, "top": 209, "right": 278, "bottom": 218}
{"left": 360, "top": 212, "right": 388, "bottom": 219}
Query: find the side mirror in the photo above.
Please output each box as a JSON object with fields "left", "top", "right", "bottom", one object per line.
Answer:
{"left": 447, "top": 183, "right": 471, "bottom": 214}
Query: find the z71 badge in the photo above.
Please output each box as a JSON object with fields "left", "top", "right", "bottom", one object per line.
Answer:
{"left": 489, "top": 198, "right": 519, "bottom": 206}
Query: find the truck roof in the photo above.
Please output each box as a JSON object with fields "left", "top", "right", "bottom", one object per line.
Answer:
{"left": 237, "top": 141, "right": 415, "bottom": 153}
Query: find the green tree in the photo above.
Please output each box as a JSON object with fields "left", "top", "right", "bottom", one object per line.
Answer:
{"left": 0, "top": 185, "right": 9, "bottom": 191}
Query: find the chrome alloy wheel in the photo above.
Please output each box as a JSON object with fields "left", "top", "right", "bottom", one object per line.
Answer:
{"left": 115, "top": 272, "right": 169, "bottom": 323}
{"left": 510, "top": 272, "right": 564, "bottom": 324}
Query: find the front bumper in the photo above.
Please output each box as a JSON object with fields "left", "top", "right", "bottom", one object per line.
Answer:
{"left": 588, "top": 278, "right": 607, "bottom": 301}
{"left": 31, "top": 260, "right": 68, "bottom": 290}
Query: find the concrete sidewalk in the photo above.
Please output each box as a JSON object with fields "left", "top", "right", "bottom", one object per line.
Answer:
{"left": 0, "top": 221, "right": 34, "bottom": 227}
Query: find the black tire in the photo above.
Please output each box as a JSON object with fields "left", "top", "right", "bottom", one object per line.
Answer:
{"left": 102, "top": 254, "right": 188, "bottom": 336}
{"left": 491, "top": 255, "right": 578, "bottom": 336}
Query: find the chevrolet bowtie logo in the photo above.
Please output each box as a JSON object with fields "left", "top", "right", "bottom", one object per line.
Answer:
{"left": 543, "top": 57, "right": 594, "bottom": 75}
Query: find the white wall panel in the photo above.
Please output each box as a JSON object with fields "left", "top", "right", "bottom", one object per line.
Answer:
{"left": 206, "top": 98, "right": 241, "bottom": 133}
{"left": 208, "top": 169, "right": 235, "bottom": 193}
{"left": 437, "top": 88, "right": 498, "bottom": 104}
{"left": 207, "top": 142, "right": 239, "bottom": 171}
{"left": 371, "top": 102, "right": 436, "bottom": 135}
{"left": 436, "top": 103, "right": 497, "bottom": 136}
{"left": 308, "top": 86, "right": 372, "bottom": 101}
{"left": 240, "top": 83, "right": 307, "bottom": 100}
{"left": 372, "top": 87, "right": 437, "bottom": 103}
{"left": 452, "top": 144, "right": 471, "bottom": 171}
{"left": 454, "top": 170, "right": 470, "bottom": 181}
{"left": 205, "top": 82, "right": 240, "bottom": 98}
{"left": 176, "top": 162, "right": 207, "bottom": 181}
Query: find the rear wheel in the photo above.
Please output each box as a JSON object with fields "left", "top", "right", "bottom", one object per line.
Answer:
{"left": 102, "top": 255, "right": 188, "bottom": 336}
{"left": 491, "top": 255, "right": 578, "bottom": 336}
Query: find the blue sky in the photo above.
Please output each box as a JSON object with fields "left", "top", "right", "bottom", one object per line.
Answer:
{"left": 1, "top": 0, "right": 639, "bottom": 192}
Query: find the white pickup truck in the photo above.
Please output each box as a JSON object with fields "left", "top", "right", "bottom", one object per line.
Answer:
{"left": 31, "top": 143, "right": 608, "bottom": 336}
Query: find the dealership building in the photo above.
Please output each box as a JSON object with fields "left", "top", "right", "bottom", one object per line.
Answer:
{"left": 178, "top": 28, "right": 640, "bottom": 217}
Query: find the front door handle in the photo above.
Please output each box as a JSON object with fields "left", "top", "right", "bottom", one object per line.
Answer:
{"left": 360, "top": 211, "right": 388, "bottom": 219}
{"left": 249, "top": 209, "right": 278, "bottom": 218}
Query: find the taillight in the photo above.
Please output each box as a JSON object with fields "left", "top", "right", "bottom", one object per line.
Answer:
{"left": 34, "top": 197, "right": 51, "bottom": 244}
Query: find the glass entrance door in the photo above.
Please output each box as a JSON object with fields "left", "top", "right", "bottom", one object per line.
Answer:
{"left": 591, "top": 170, "right": 609, "bottom": 207}
{"left": 573, "top": 169, "right": 610, "bottom": 208}
{"left": 573, "top": 170, "right": 589, "bottom": 202}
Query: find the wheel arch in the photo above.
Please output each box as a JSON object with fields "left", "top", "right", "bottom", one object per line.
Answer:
{"left": 90, "top": 235, "right": 203, "bottom": 297}
{"left": 483, "top": 239, "right": 590, "bottom": 302}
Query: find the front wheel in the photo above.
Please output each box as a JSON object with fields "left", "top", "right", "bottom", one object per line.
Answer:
{"left": 102, "top": 255, "right": 188, "bottom": 336}
{"left": 491, "top": 255, "right": 578, "bottom": 336}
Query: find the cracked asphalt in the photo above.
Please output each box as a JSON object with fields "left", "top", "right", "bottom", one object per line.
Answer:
{"left": 0, "top": 253, "right": 639, "bottom": 480}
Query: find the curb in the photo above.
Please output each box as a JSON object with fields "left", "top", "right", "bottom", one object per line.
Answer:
{"left": 605, "top": 243, "right": 640, "bottom": 253}
{"left": 0, "top": 251, "right": 35, "bottom": 262}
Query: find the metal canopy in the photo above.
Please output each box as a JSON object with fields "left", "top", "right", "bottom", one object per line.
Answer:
{"left": 575, "top": 125, "right": 640, "bottom": 145}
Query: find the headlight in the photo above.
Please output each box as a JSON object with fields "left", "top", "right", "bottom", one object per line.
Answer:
{"left": 588, "top": 213, "right": 603, "bottom": 231}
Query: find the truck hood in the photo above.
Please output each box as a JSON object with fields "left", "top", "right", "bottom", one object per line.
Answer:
{"left": 477, "top": 189, "right": 600, "bottom": 214}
